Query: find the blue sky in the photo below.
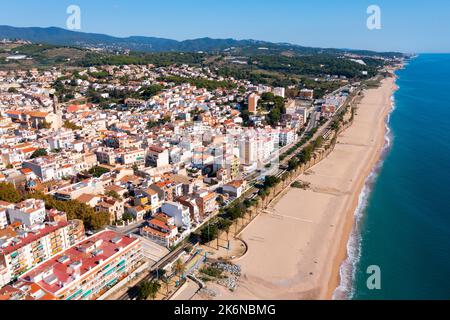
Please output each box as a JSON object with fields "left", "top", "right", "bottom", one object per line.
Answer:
{"left": 0, "top": 0, "right": 449, "bottom": 53}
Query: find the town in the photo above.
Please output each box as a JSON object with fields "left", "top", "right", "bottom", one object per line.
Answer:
{"left": 0, "top": 39, "right": 401, "bottom": 300}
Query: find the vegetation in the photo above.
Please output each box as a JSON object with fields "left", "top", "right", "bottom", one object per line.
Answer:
{"left": 258, "top": 92, "right": 286, "bottom": 126}
{"left": 200, "top": 222, "right": 220, "bottom": 244}
{"left": 173, "top": 259, "right": 186, "bottom": 282}
{"left": 28, "top": 191, "right": 109, "bottom": 230}
{"left": 106, "top": 190, "right": 122, "bottom": 200}
{"left": 38, "top": 121, "right": 52, "bottom": 130}
{"left": 137, "top": 280, "right": 161, "bottom": 300}
{"left": 0, "top": 182, "right": 22, "bottom": 203}
{"left": 291, "top": 181, "right": 311, "bottom": 190}
{"left": 122, "top": 212, "right": 133, "bottom": 222}
{"left": 78, "top": 51, "right": 206, "bottom": 68}
{"left": 147, "top": 116, "right": 171, "bottom": 129}
{"left": 159, "top": 75, "right": 237, "bottom": 91}
{"left": 63, "top": 120, "right": 82, "bottom": 130}
{"left": 200, "top": 265, "right": 224, "bottom": 278}
{"left": 30, "top": 148, "right": 48, "bottom": 159}
{"left": 87, "top": 166, "right": 110, "bottom": 178}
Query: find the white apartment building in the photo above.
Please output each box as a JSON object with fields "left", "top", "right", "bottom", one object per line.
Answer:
{"left": 146, "top": 145, "right": 169, "bottom": 168}
{"left": 279, "top": 129, "right": 297, "bottom": 146}
{"left": 120, "top": 149, "right": 145, "bottom": 166}
{"left": 0, "top": 220, "right": 85, "bottom": 285}
{"left": 161, "top": 201, "right": 191, "bottom": 230}
{"left": 273, "top": 87, "right": 286, "bottom": 98}
{"left": 23, "top": 158, "right": 57, "bottom": 182}
{"left": 0, "top": 208, "right": 8, "bottom": 229}
{"left": 7, "top": 199, "right": 46, "bottom": 227}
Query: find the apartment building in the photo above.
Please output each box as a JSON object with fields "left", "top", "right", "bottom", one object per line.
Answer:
{"left": 223, "top": 180, "right": 247, "bottom": 198}
{"left": 161, "top": 201, "right": 191, "bottom": 230}
{"left": 140, "top": 213, "right": 178, "bottom": 248}
{"left": 22, "top": 157, "right": 57, "bottom": 182}
{"left": 95, "top": 147, "right": 117, "bottom": 165}
{"left": 279, "top": 129, "right": 297, "bottom": 146}
{"left": 299, "top": 88, "right": 314, "bottom": 100}
{"left": 54, "top": 179, "right": 105, "bottom": 201}
{"left": 195, "top": 190, "right": 218, "bottom": 218}
{"left": 7, "top": 199, "right": 46, "bottom": 227}
{"left": 18, "top": 230, "right": 143, "bottom": 300}
{"left": 146, "top": 145, "right": 170, "bottom": 168}
{"left": 119, "top": 148, "right": 145, "bottom": 167}
{"left": 0, "top": 208, "right": 7, "bottom": 229}
{"left": 95, "top": 198, "right": 125, "bottom": 223}
{"left": 248, "top": 93, "right": 260, "bottom": 114}
{"left": 0, "top": 220, "right": 85, "bottom": 285}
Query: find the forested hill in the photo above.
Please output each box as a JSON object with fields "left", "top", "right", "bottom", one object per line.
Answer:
{"left": 0, "top": 25, "right": 404, "bottom": 58}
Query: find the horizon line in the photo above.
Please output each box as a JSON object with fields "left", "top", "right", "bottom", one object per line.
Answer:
{"left": 0, "top": 24, "right": 415, "bottom": 55}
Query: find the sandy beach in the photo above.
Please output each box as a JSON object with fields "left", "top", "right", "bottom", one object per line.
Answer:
{"left": 196, "top": 76, "right": 398, "bottom": 300}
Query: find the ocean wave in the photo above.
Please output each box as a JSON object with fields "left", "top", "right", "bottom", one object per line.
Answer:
{"left": 332, "top": 95, "right": 396, "bottom": 300}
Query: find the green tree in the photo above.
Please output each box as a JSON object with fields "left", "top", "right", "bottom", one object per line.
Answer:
{"left": 106, "top": 190, "right": 121, "bottom": 200}
{"left": 122, "top": 212, "right": 133, "bottom": 222}
{"left": 0, "top": 182, "right": 22, "bottom": 203}
{"left": 38, "top": 121, "right": 52, "bottom": 130}
{"left": 30, "top": 148, "right": 48, "bottom": 159}
{"left": 200, "top": 222, "right": 219, "bottom": 244}
{"left": 218, "top": 218, "right": 232, "bottom": 241}
{"left": 63, "top": 120, "right": 82, "bottom": 131}
{"left": 87, "top": 166, "right": 110, "bottom": 178}
{"left": 137, "top": 280, "right": 161, "bottom": 300}
{"left": 28, "top": 191, "right": 109, "bottom": 230}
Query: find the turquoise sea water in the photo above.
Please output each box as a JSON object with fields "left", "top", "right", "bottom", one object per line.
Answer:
{"left": 337, "top": 54, "right": 450, "bottom": 300}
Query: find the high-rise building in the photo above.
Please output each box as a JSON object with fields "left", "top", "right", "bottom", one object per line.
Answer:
{"left": 248, "top": 93, "right": 260, "bottom": 114}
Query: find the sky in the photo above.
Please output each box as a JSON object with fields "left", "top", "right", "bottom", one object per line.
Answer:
{"left": 0, "top": 0, "right": 449, "bottom": 53}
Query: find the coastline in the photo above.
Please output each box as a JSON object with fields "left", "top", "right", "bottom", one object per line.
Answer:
{"left": 326, "top": 76, "right": 399, "bottom": 299}
{"left": 194, "top": 74, "right": 399, "bottom": 301}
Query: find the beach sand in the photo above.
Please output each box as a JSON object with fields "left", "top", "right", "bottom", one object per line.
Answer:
{"left": 195, "top": 76, "right": 398, "bottom": 300}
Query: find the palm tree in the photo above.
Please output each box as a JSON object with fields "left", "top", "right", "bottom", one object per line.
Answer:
{"left": 137, "top": 280, "right": 161, "bottom": 300}
{"left": 162, "top": 276, "right": 171, "bottom": 297}
{"left": 174, "top": 259, "right": 186, "bottom": 283}
{"left": 148, "top": 280, "right": 161, "bottom": 300}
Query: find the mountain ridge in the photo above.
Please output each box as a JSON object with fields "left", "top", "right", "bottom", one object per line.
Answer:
{"left": 0, "top": 25, "right": 403, "bottom": 58}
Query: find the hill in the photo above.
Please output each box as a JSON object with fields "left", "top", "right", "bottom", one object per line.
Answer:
{"left": 0, "top": 25, "right": 403, "bottom": 58}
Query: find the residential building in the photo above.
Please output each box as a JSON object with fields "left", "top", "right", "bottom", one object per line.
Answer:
{"left": 7, "top": 199, "right": 46, "bottom": 227}
{"left": 248, "top": 93, "right": 260, "bottom": 114}
{"left": 161, "top": 201, "right": 191, "bottom": 230}
{"left": 18, "top": 230, "right": 143, "bottom": 300}
{"left": 223, "top": 180, "right": 247, "bottom": 198}
{"left": 140, "top": 213, "right": 178, "bottom": 248}
{"left": 146, "top": 145, "right": 169, "bottom": 168}
{"left": 0, "top": 220, "right": 85, "bottom": 285}
{"left": 0, "top": 208, "right": 7, "bottom": 229}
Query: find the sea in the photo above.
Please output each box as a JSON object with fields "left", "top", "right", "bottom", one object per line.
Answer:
{"left": 334, "top": 54, "right": 450, "bottom": 300}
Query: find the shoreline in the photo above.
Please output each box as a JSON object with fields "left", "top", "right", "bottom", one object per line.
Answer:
{"left": 194, "top": 74, "right": 399, "bottom": 301}
{"left": 325, "top": 76, "right": 399, "bottom": 299}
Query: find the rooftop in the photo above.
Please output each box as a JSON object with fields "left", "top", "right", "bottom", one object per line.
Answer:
{"left": 19, "top": 230, "right": 139, "bottom": 295}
